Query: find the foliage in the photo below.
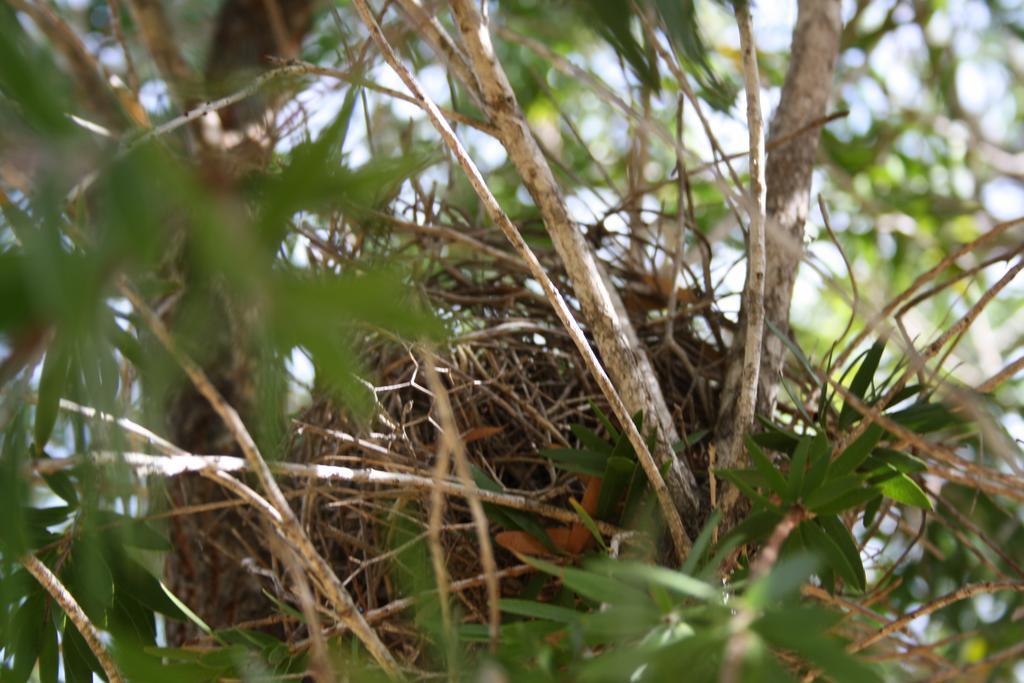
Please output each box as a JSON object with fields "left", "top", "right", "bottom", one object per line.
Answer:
{"left": 1, "top": 0, "right": 1023, "bottom": 682}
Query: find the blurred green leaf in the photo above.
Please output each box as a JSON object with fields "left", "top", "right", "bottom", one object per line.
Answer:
{"left": 746, "top": 436, "right": 788, "bottom": 498}
{"left": 839, "top": 341, "right": 884, "bottom": 428}
{"left": 501, "top": 598, "right": 582, "bottom": 623}
{"left": 33, "top": 341, "right": 69, "bottom": 453}
{"left": 588, "top": 559, "right": 719, "bottom": 601}
{"left": 754, "top": 606, "right": 881, "bottom": 683}
{"left": 568, "top": 498, "right": 608, "bottom": 551}
{"left": 543, "top": 447, "right": 607, "bottom": 477}
{"left": 831, "top": 423, "right": 884, "bottom": 477}
{"left": 521, "top": 555, "right": 649, "bottom": 606}
{"left": 802, "top": 519, "right": 865, "bottom": 592}
{"left": 595, "top": 456, "right": 635, "bottom": 520}
{"left": 570, "top": 424, "right": 612, "bottom": 453}
{"left": 878, "top": 473, "right": 933, "bottom": 510}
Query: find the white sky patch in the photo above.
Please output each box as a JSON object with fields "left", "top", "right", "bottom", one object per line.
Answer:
{"left": 287, "top": 346, "right": 315, "bottom": 388}
{"left": 138, "top": 79, "right": 172, "bottom": 117}
{"left": 752, "top": 0, "right": 797, "bottom": 52}
{"left": 870, "top": 25, "right": 925, "bottom": 107}
{"left": 982, "top": 178, "right": 1024, "bottom": 220}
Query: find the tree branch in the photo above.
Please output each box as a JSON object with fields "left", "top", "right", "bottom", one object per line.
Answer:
{"left": 22, "top": 554, "right": 124, "bottom": 683}
{"left": 715, "top": 0, "right": 843, "bottom": 528}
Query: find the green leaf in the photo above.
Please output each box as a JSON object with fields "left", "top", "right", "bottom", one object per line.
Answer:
{"left": 589, "top": 559, "right": 719, "bottom": 601}
{"left": 500, "top": 598, "right": 583, "bottom": 623}
{"left": 767, "top": 319, "right": 821, "bottom": 387}
{"left": 94, "top": 511, "right": 171, "bottom": 551}
{"left": 887, "top": 400, "right": 966, "bottom": 434}
{"left": 587, "top": 400, "right": 620, "bottom": 442}
{"left": 37, "top": 612, "right": 59, "bottom": 683}
{"left": 786, "top": 436, "right": 811, "bottom": 500}
{"left": 816, "top": 515, "right": 867, "bottom": 591}
{"left": 681, "top": 509, "right": 721, "bottom": 575}
{"left": 160, "top": 583, "right": 213, "bottom": 637}
{"left": 801, "top": 519, "right": 865, "bottom": 592}
{"left": 568, "top": 497, "right": 608, "bottom": 551}
{"left": 595, "top": 456, "right": 635, "bottom": 520}
{"left": 802, "top": 431, "right": 832, "bottom": 496}
{"left": 715, "top": 469, "right": 780, "bottom": 510}
{"left": 754, "top": 607, "right": 882, "bottom": 683}
{"left": 34, "top": 341, "right": 69, "bottom": 453}
{"left": 571, "top": 424, "right": 612, "bottom": 453}
{"left": 746, "top": 436, "right": 789, "bottom": 498}
{"left": 470, "top": 465, "right": 557, "bottom": 553}
{"left": 572, "top": 0, "right": 660, "bottom": 91}
{"left": 830, "top": 423, "right": 884, "bottom": 477}
{"left": 40, "top": 466, "right": 78, "bottom": 507}
{"left": 543, "top": 447, "right": 607, "bottom": 477}
{"left": 519, "top": 555, "right": 649, "bottom": 606}
{"left": 745, "top": 552, "right": 820, "bottom": 608}
{"left": 870, "top": 448, "right": 927, "bottom": 474}
{"left": 878, "top": 473, "right": 933, "bottom": 510}
{"left": 862, "top": 494, "right": 883, "bottom": 527}
{"left": 9, "top": 590, "right": 45, "bottom": 683}
{"left": 811, "top": 487, "right": 882, "bottom": 516}
{"left": 63, "top": 616, "right": 103, "bottom": 682}
{"left": 653, "top": 0, "right": 737, "bottom": 109}
{"left": 720, "top": 509, "right": 783, "bottom": 548}
{"left": 751, "top": 422, "right": 800, "bottom": 454}
{"left": 839, "top": 340, "right": 885, "bottom": 428}
{"left": 804, "top": 474, "right": 865, "bottom": 512}
{"left": 110, "top": 554, "right": 188, "bottom": 620}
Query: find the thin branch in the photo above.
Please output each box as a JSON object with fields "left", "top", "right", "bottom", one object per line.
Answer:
{"left": 832, "top": 216, "right": 1023, "bottom": 373}
{"left": 424, "top": 356, "right": 501, "bottom": 651}
{"left": 22, "top": 554, "right": 124, "bottom": 683}
{"left": 720, "top": 3, "right": 768, "bottom": 471}
{"left": 123, "top": 0, "right": 199, "bottom": 107}
{"left": 33, "top": 451, "right": 626, "bottom": 535}
{"left": 850, "top": 581, "right": 1024, "bottom": 653}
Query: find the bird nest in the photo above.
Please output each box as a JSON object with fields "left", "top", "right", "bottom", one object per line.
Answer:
{"left": 164, "top": 212, "right": 727, "bottom": 669}
{"left": 284, "top": 220, "right": 723, "bottom": 661}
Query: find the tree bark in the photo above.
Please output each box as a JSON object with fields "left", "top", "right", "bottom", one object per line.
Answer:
{"left": 715, "top": 0, "right": 843, "bottom": 523}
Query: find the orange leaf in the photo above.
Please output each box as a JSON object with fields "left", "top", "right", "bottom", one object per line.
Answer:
{"left": 461, "top": 425, "right": 505, "bottom": 444}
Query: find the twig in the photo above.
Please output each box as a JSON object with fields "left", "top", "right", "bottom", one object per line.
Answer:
{"left": 977, "top": 353, "right": 1024, "bottom": 393}
{"left": 720, "top": 2, "right": 768, "bottom": 475}
{"left": 421, "top": 360, "right": 455, "bottom": 641}
{"left": 22, "top": 554, "right": 124, "bottom": 683}
{"left": 352, "top": 0, "right": 691, "bottom": 558}
{"left": 123, "top": 0, "right": 198, "bottom": 107}
{"left": 424, "top": 356, "right": 501, "bottom": 651}
{"left": 33, "top": 451, "right": 626, "bottom": 535}
{"left": 832, "top": 216, "right": 1023, "bottom": 373}
{"left": 849, "top": 581, "right": 1024, "bottom": 652}
{"left": 57, "top": 397, "right": 186, "bottom": 455}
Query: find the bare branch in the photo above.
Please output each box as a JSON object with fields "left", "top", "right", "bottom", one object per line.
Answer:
{"left": 33, "top": 451, "right": 627, "bottom": 535}
{"left": 424, "top": 356, "right": 500, "bottom": 651}
{"left": 22, "top": 554, "right": 124, "bottom": 683}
